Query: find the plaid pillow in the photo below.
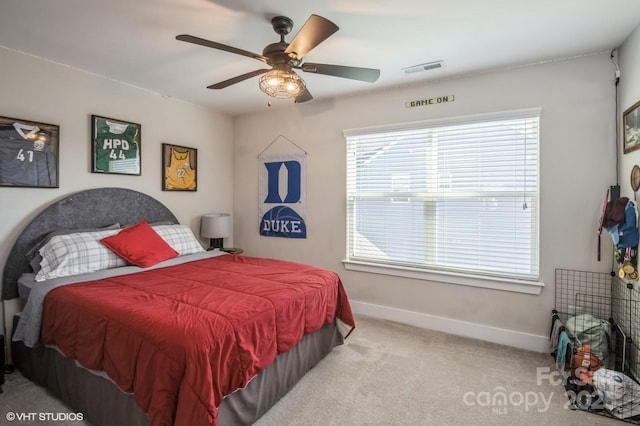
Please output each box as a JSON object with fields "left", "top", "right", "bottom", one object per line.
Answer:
{"left": 152, "top": 224, "right": 205, "bottom": 255}
{"left": 26, "top": 223, "right": 121, "bottom": 273}
{"left": 35, "top": 229, "right": 127, "bottom": 282}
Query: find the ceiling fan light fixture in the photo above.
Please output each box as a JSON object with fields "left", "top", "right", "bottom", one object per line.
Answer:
{"left": 177, "top": 14, "right": 378, "bottom": 103}
{"left": 258, "top": 69, "right": 305, "bottom": 99}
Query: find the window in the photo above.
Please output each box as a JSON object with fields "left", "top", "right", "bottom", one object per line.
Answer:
{"left": 344, "top": 109, "right": 540, "bottom": 282}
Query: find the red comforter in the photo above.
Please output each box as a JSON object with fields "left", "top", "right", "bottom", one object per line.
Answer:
{"left": 40, "top": 255, "right": 355, "bottom": 426}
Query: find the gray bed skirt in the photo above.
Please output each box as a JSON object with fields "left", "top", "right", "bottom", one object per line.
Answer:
{"left": 12, "top": 318, "right": 343, "bottom": 425}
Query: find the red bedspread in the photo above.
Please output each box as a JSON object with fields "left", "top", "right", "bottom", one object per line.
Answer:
{"left": 40, "top": 255, "right": 355, "bottom": 426}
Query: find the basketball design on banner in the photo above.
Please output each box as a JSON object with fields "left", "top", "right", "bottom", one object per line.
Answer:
{"left": 259, "top": 152, "right": 307, "bottom": 238}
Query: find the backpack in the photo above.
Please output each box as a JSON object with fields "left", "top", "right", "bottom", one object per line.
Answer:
{"left": 565, "top": 313, "right": 610, "bottom": 364}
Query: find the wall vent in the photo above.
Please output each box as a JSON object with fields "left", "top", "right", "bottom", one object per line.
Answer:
{"left": 402, "top": 61, "right": 444, "bottom": 75}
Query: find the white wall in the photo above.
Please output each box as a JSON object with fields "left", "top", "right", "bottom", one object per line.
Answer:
{"left": 0, "top": 48, "right": 233, "bottom": 332}
{"left": 619, "top": 24, "right": 640, "bottom": 196}
{"left": 0, "top": 45, "right": 624, "bottom": 352}
{"left": 233, "top": 53, "right": 618, "bottom": 350}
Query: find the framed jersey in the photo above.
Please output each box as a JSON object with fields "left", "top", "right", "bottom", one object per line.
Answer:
{"left": 91, "top": 115, "right": 141, "bottom": 175}
{"left": 0, "top": 115, "right": 59, "bottom": 188}
{"left": 162, "top": 143, "right": 197, "bottom": 191}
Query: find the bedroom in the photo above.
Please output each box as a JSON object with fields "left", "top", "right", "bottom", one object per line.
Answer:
{"left": 1, "top": 0, "right": 640, "bottom": 425}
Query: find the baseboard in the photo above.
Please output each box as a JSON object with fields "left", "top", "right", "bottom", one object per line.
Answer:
{"left": 350, "top": 300, "right": 549, "bottom": 353}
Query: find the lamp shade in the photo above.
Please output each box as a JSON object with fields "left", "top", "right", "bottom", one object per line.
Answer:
{"left": 200, "top": 213, "right": 231, "bottom": 239}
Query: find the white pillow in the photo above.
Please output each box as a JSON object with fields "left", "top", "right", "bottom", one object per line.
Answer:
{"left": 35, "top": 229, "right": 127, "bottom": 282}
{"left": 151, "top": 224, "right": 205, "bottom": 256}
{"left": 26, "top": 223, "right": 121, "bottom": 273}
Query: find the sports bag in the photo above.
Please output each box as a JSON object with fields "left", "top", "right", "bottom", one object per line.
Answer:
{"left": 565, "top": 313, "right": 610, "bottom": 363}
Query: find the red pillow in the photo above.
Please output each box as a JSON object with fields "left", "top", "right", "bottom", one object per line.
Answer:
{"left": 101, "top": 220, "right": 178, "bottom": 267}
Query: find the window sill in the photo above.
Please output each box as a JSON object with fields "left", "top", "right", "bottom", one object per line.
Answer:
{"left": 342, "top": 260, "right": 544, "bottom": 295}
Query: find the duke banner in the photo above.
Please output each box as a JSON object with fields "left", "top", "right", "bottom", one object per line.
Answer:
{"left": 259, "top": 152, "right": 307, "bottom": 238}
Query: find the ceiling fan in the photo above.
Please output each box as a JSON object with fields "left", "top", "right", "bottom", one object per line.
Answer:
{"left": 176, "top": 14, "right": 380, "bottom": 103}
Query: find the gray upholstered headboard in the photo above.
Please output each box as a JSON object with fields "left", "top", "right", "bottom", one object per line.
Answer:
{"left": 2, "top": 187, "right": 178, "bottom": 300}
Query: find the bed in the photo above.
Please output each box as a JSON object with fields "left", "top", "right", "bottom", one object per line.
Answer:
{"left": 2, "top": 187, "right": 355, "bottom": 425}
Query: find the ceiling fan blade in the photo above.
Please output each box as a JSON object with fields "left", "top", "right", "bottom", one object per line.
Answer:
{"left": 295, "top": 87, "right": 313, "bottom": 103}
{"left": 284, "top": 15, "right": 339, "bottom": 60}
{"left": 300, "top": 63, "right": 380, "bottom": 83}
{"left": 207, "top": 69, "right": 270, "bottom": 89}
{"left": 176, "top": 34, "right": 269, "bottom": 64}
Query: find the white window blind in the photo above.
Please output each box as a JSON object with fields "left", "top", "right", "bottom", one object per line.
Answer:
{"left": 345, "top": 109, "right": 539, "bottom": 281}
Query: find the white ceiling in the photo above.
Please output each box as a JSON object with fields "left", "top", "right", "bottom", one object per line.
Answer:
{"left": 1, "top": 0, "right": 640, "bottom": 117}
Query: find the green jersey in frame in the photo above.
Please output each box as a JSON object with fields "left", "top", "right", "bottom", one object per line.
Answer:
{"left": 94, "top": 118, "right": 140, "bottom": 174}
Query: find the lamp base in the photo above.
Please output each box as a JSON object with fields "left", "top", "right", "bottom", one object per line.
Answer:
{"left": 208, "top": 238, "right": 224, "bottom": 251}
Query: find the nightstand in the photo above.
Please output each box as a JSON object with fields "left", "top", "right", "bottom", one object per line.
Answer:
{"left": 221, "top": 248, "right": 243, "bottom": 254}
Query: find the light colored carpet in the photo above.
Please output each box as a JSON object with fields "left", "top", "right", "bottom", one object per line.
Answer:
{"left": 255, "top": 316, "right": 622, "bottom": 426}
{"left": 0, "top": 315, "right": 626, "bottom": 425}
{"left": 0, "top": 369, "right": 88, "bottom": 425}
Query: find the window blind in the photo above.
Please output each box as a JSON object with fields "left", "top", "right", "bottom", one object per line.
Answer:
{"left": 345, "top": 109, "right": 539, "bottom": 281}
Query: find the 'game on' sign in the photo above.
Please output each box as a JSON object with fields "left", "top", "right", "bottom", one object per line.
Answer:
{"left": 405, "top": 95, "right": 455, "bottom": 108}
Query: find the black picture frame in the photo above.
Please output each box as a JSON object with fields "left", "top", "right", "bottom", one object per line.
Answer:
{"left": 623, "top": 100, "right": 640, "bottom": 154}
{"left": 91, "top": 115, "right": 141, "bottom": 175}
{"left": 0, "top": 115, "right": 59, "bottom": 188}
{"left": 162, "top": 143, "right": 197, "bottom": 191}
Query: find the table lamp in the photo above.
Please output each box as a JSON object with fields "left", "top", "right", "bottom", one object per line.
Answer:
{"left": 200, "top": 213, "right": 231, "bottom": 250}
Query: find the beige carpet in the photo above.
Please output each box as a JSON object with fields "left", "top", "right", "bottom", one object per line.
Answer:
{"left": 0, "top": 370, "right": 87, "bottom": 426}
{"left": 255, "top": 316, "right": 622, "bottom": 426}
{"left": 0, "top": 315, "right": 627, "bottom": 425}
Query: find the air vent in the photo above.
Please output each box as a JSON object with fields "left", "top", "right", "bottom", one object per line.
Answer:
{"left": 402, "top": 61, "right": 444, "bottom": 75}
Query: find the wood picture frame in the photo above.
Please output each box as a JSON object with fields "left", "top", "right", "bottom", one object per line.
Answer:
{"left": 162, "top": 143, "right": 197, "bottom": 191}
{"left": 632, "top": 165, "right": 640, "bottom": 192}
{"left": 0, "top": 115, "right": 59, "bottom": 188}
{"left": 624, "top": 100, "right": 640, "bottom": 154}
{"left": 91, "top": 115, "right": 141, "bottom": 175}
